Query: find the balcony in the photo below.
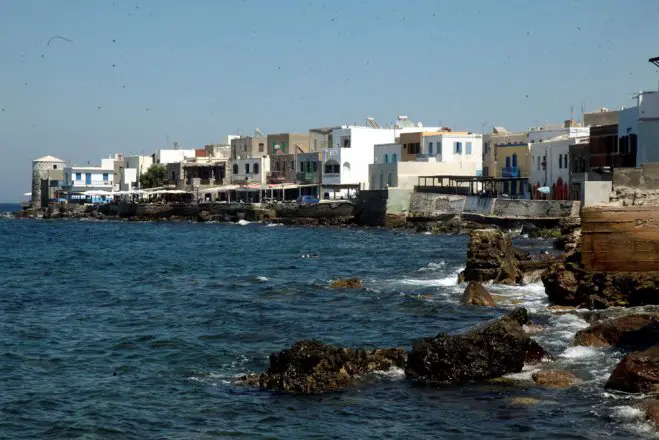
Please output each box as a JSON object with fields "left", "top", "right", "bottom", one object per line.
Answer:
{"left": 267, "top": 171, "right": 288, "bottom": 184}
{"left": 502, "top": 167, "right": 520, "bottom": 178}
{"left": 296, "top": 172, "right": 318, "bottom": 184}
{"left": 70, "top": 180, "right": 113, "bottom": 187}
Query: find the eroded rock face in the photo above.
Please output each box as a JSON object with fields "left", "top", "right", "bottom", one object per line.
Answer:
{"left": 458, "top": 229, "right": 526, "bottom": 285}
{"left": 542, "top": 260, "right": 659, "bottom": 309}
{"left": 461, "top": 281, "right": 495, "bottom": 306}
{"left": 532, "top": 370, "right": 578, "bottom": 388}
{"left": 573, "top": 314, "right": 659, "bottom": 349}
{"left": 329, "top": 278, "right": 363, "bottom": 289}
{"left": 405, "top": 308, "right": 549, "bottom": 385}
{"left": 605, "top": 345, "right": 659, "bottom": 394}
{"left": 647, "top": 400, "right": 659, "bottom": 427}
{"left": 258, "top": 340, "right": 407, "bottom": 394}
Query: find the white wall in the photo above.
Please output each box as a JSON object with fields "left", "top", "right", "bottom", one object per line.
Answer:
{"left": 65, "top": 166, "right": 115, "bottom": 188}
{"left": 374, "top": 143, "right": 402, "bottom": 164}
{"left": 421, "top": 134, "right": 483, "bottom": 172}
{"left": 639, "top": 91, "right": 659, "bottom": 120}
{"left": 369, "top": 160, "right": 481, "bottom": 191}
{"left": 155, "top": 149, "right": 196, "bottom": 164}
{"left": 527, "top": 126, "right": 588, "bottom": 143}
{"left": 230, "top": 157, "right": 270, "bottom": 184}
{"left": 121, "top": 168, "right": 137, "bottom": 191}
{"left": 530, "top": 137, "right": 583, "bottom": 187}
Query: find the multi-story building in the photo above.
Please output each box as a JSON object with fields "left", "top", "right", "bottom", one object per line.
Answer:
{"left": 231, "top": 135, "right": 267, "bottom": 160}
{"left": 230, "top": 156, "right": 271, "bottom": 185}
{"left": 296, "top": 152, "right": 322, "bottom": 185}
{"left": 121, "top": 155, "right": 154, "bottom": 191}
{"left": 63, "top": 158, "right": 116, "bottom": 203}
{"left": 153, "top": 148, "right": 196, "bottom": 165}
{"left": 530, "top": 135, "right": 589, "bottom": 199}
{"left": 266, "top": 133, "right": 310, "bottom": 155}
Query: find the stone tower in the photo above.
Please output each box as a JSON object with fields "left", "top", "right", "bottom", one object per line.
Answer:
{"left": 31, "top": 155, "right": 65, "bottom": 209}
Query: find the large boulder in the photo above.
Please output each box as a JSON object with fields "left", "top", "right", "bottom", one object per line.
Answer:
{"left": 573, "top": 314, "right": 659, "bottom": 349}
{"left": 461, "top": 281, "right": 495, "bottom": 306}
{"left": 647, "top": 400, "right": 659, "bottom": 427}
{"left": 405, "top": 308, "right": 548, "bottom": 385}
{"left": 605, "top": 345, "right": 659, "bottom": 393}
{"left": 458, "top": 229, "right": 526, "bottom": 285}
{"left": 258, "top": 340, "right": 407, "bottom": 394}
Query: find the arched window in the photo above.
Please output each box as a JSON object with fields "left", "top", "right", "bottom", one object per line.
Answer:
{"left": 233, "top": 164, "right": 238, "bottom": 175}
{"left": 387, "top": 173, "right": 393, "bottom": 187}
{"left": 245, "top": 163, "right": 250, "bottom": 174}
{"left": 384, "top": 154, "right": 389, "bottom": 164}
{"left": 342, "top": 162, "right": 351, "bottom": 174}
{"left": 392, "top": 153, "right": 397, "bottom": 163}
{"left": 253, "top": 163, "right": 260, "bottom": 174}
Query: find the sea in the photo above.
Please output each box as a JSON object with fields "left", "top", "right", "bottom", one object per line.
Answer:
{"left": 0, "top": 214, "right": 655, "bottom": 439}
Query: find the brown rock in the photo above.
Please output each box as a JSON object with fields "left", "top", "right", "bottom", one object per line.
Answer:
{"left": 647, "top": 400, "right": 659, "bottom": 426}
{"left": 532, "top": 370, "right": 578, "bottom": 388}
{"left": 509, "top": 397, "right": 540, "bottom": 406}
{"left": 461, "top": 281, "right": 495, "bottom": 306}
{"left": 573, "top": 314, "right": 659, "bottom": 349}
{"left": 606, "top": 345, "right": 659, "bottom": 393}
{"left": 234, "top": 373, "right": 260, "bottom": 387}
{"left": 329, "top": 278, "right": 363, "bottom": 289}
{"left": 525, "top": 340, "right": 556, "bottom": 364}
{"left": 458, "top": 229, "right": 525, "bottom": 285}
{"left": 523, "top": 324, "right": 543, "bottom": 334}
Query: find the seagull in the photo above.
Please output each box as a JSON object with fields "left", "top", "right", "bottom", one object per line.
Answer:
{"left": 47, "top": 35, "right": 73, "bottom": 46}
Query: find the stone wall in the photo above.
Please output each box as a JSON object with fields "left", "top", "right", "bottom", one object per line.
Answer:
{"left": 353, "top": 190, "right": 388, "bottom": 226}
{"left": 408, "top": 193, "right": 465, "bottom": 217}
{"left": 581, "top": 205, "right": 659, "bottom": 272}
{"left": 610, "top": 163, "right": 659, "bottom": 206}
{"left": 492, "top": 199, "right": 580, "bottom": 218}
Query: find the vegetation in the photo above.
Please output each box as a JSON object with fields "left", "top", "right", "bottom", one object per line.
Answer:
{"left": 139, "top": 164, "right": 167, "bottom": 189}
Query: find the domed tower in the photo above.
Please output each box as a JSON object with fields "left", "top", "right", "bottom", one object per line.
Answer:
{"left": 32, "top": 155, "right": 65, "bottom": 209}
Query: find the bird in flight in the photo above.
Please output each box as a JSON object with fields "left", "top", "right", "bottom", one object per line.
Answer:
{"left": 47, "top": 35, "right": 73, "bottom": 46}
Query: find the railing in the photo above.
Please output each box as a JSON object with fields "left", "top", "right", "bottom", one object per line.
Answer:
{"left": 71, "top": 180, "right": 113, "bottom": 187}
{"left": 296, "top": 172, "right": 318, "bottom": 183}
{"left": 502, "top": 167, "right": 520, "bottom": 178}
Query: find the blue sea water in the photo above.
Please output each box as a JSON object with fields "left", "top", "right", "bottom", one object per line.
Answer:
{"left": 0, "top": 218, "right": 653, "bottom": 439}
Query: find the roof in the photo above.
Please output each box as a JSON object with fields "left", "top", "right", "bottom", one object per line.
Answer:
{"left": 33, "top": 155, "right": 65, "bottom": 163}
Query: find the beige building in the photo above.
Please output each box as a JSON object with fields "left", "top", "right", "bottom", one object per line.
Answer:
{"left": 266, "top": 133, "right": 310, "bottom": 156}
{"left": 231, "top": 136, "right": 266, "bottom": 160}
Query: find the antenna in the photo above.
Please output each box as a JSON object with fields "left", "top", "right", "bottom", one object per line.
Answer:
{"left": 255, "top": 128, "right": 264, "bottom": 137}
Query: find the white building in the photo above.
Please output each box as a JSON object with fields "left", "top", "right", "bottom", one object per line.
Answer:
{"left": 618, "top": 91, "right": 659, "bottom": 166}
{"left": 369, "top": 132, "right": 484, "bottom": 190}
{"left": 154, "top": 149, "right": 195, "bottom": 165}
{"left": 63, "top": 163, "right": 116, "bottom": 202}
{"left": 230, "top": 157, "right": 271, "bottom": 185}
{"left": 530, "top": 136, "right": 589, "bottom": 189}
{"left": 121, "top": 155, "right": 154, "bottom": 190}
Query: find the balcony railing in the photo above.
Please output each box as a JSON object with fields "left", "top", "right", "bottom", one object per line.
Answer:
{"left": 70, "top": 180, "right": 113, "bottom": 187}
{"left": 502, "top": 167, "right": 520, "bottom": 178}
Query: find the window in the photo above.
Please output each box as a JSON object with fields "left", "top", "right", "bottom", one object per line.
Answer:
{"left": 275, "top": 161, "right": 280, "bottom": 171}
{"left": 408, "top": 142, "right": 421, "bottom": 154}
{"left": 543, "top": 155, "right": 546, "bottom": 169}
{"left": 564, "top": 154, "right": 568, "bottom": 169}
{"left": 343, "top": 162, "right": 351, "bottom": 174}
{"left": 384, "top": 154, "right": 389, "bottom": 164}
{"left": 103, "top": 173, "right": 109, "bottom": 181}
{"left": 245, "top": 163, "right": 250, "bottom": 174}
{"left": 300, "top": 161, "right": 304, "bottom": 172}
{"left": 325, "top": 160, "right": 340, "bottom": 174}
{"left": 537, "top": 156, "right": 541, "bottom": 170}
{"left": 53, "top": 164, "right": 57, "bottom": 169}
{"left": 76, "top": 173, "right": 81, "bottom": 180}
{"left": 512, "top": 153, "right": 518, "bottom": 168}
{"left": 306, "top": 161, "right": 311, "bottom": 172}
{"left": 233, "top": 164, "right": 238, "bottom": 175}
{"left": 253, "top": 163, "right": 259, "bottom": 174}
{"left": 313, "top": 161, "right": 318, "bottom": 172}
{"left": 559, "top": 154, "right": 563, "bottom": 169}
{"left": 387, "top": 173, "right": 393, "bottom": 187}
{"left": 484, "top": 142, "right": 489, "bottom": 154}
{"left": 455, "top": 142, "right": 462, "bottom": 154}
{"left": 258, "top": 143, "right": 264, "bottom": 153}
{"left": 466, "top": 142, "right": 472, "bottom": 155}
{"left": 429, "top": 142, "right": 433, "bottom": 155}
{"left": 392, "top": 153, "right": 397, "bottom": 163}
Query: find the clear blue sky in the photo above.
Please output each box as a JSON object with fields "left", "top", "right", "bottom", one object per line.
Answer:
{"left": 1, "top": 0, "right": 658, "bottom": 201}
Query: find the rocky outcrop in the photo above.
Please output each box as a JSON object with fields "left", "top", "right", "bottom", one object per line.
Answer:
{"left": 605, "top": 345, "right": 659, "bottom": 394}
{"left": 461, "top": 281, "right": 495, "bottom": 306}
{"left": 458, "top": 229, "right": 528, "bottom": 285}
{"left": 524, "top": 340, "right": 556, "bottom": 364}
{"left": 647, "top": 400, "right": 659, "bottom": 427}
{"left": 405, "top": 308, "right": 549, "bottom": 385}
{"left": 329, "top": 278, "right": 363, "bottom": 289}
{"left": 532, "top": 370, "right": 578, "bottom": 388}
{"left": 258, "top": 340, "right": 407, "bottom": 394}
{"left": 542, "top": 257, "right": 659, "bottom": 308}
{"left": 573, "top": 314, "right": 659, "bottom": 349}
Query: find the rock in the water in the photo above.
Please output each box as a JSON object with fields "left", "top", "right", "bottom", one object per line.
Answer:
{"left": 573, "top": 314, "right": 659, "bottom": 349}
{"left": 329, "top": 278, "right": 363, "bottom": 289}
{"left": 405, "top": 308, "right": 548, "bottom": 385}
{"left": 461, "top": 281, "right": 495, "bottom": 307}
{"left": 543, "top": 260, "right": 659, "bottom": 309}
{"left": 525, "top": 340, "right": 556, "bottom": 364}
{"left": 606, "top": 345, "right": 659, "bottom": 393}
{"left": 647, "top": 400, "right": 659, "bottom": 427}
{"left": 258, "top": 340, "right": 407, "bottom": 394}
{"left": 521, "top": 223, "right": 540, "bottom": 238}
{"left": 508, "top": 396, "right": 540, "bottom": 406}
{"left": 458, "top": 229, "right": 526, "bottom": 285}
{"left": 234, "top": 373, "right": 260, "bottom": 387}
{"left": 532, "top": 370, "right": 578, "bottom": 388}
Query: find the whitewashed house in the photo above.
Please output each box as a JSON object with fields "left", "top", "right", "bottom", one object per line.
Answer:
{"left": 154, "top": 149, "right": 196, "bottom": 165}
{"left": 230, "top": 156, "right": 271, "bottom": 185}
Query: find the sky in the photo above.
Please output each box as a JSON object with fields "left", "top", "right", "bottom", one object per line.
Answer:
{"left": 1, "top": 0, "right": 658, "bottom": 202}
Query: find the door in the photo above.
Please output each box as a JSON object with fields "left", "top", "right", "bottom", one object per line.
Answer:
{"left": 85, "top": 173, "right": 91, "bottom": 185}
